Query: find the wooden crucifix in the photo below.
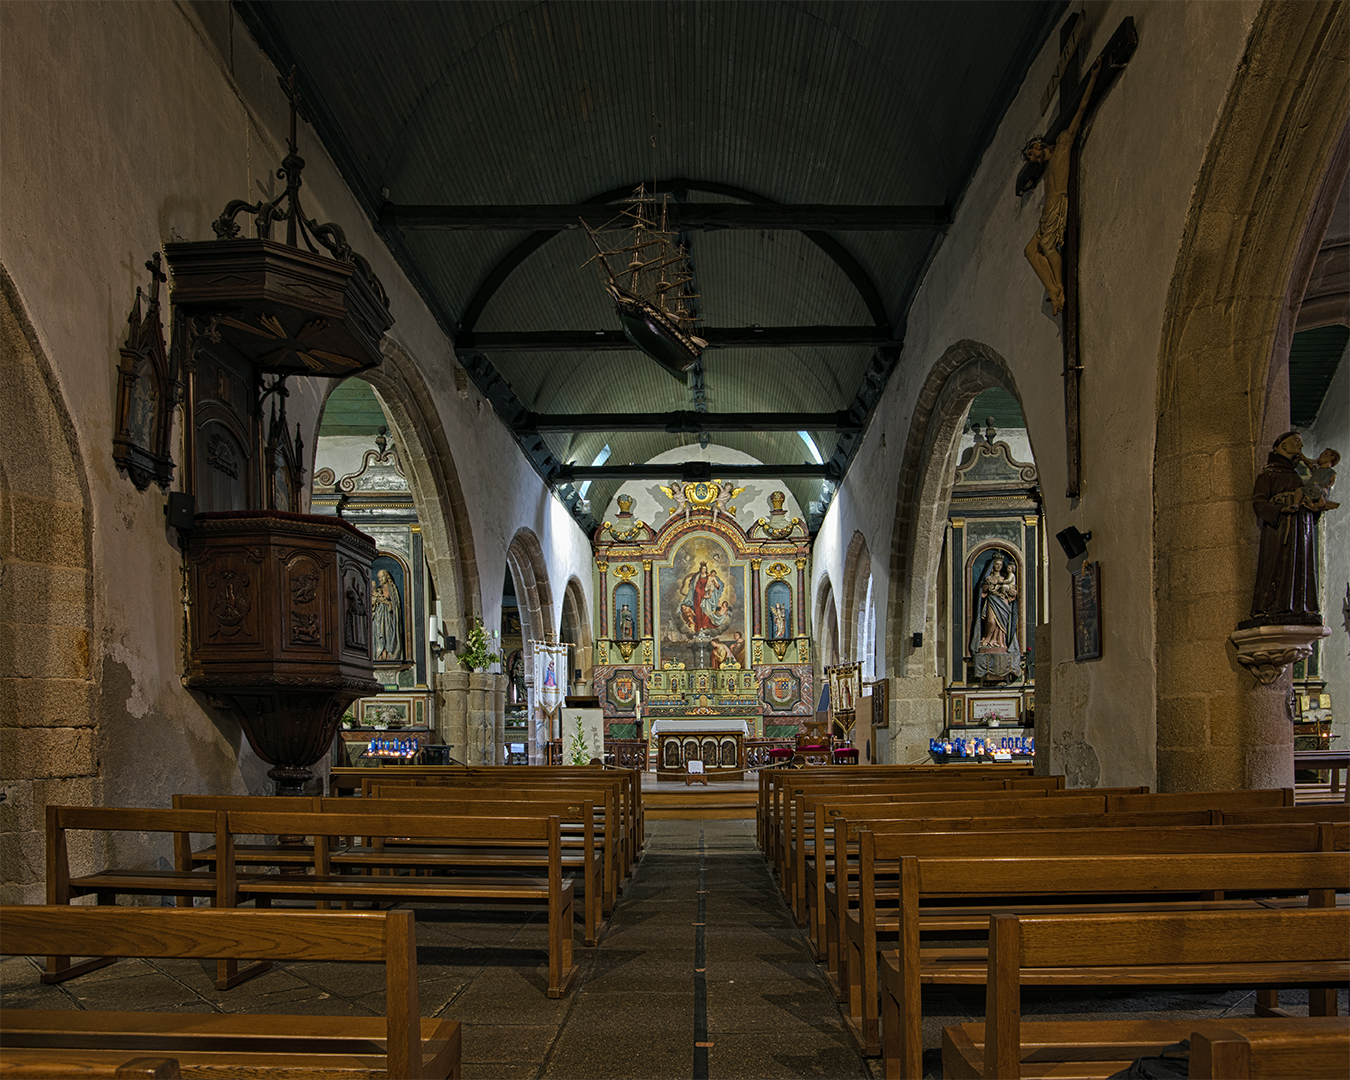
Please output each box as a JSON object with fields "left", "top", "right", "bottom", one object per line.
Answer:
{"left": 1018, "top": 15, "right": 1137, "bottom": 498}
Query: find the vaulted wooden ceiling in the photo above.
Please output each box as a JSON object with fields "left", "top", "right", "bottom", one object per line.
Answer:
{"left": 236, "top": 0, "right": 1063, "bottom": 526}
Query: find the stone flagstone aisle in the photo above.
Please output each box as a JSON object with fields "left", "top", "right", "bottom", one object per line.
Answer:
{"left": 539, "top": 818, "right": 870, "bottom": 1079}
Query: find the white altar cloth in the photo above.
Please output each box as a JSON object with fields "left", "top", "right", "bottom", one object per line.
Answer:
{"left": 650, "top": 718, "right": 751, "bottom": 736}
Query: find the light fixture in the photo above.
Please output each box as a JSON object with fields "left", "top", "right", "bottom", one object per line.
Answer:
{"left": 1056, "top": 526, "right": 1092, "bottom": 559}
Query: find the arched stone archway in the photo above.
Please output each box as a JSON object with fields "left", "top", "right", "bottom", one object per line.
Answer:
{"left": 1, "top": 267, "right": 96, "bottom": 904}
{"left": 840, "top": 530, "right": 875, "bottom": 677}
{"left": 1154, "top": 1, "right": 1349, "bottom": 792}
{"left": 355, "top": 337, "right": 482, "bottom": 629}
{"left": 560, "top": 576, "right": 593, "bottom": 696}
{"left": 815, "top": 575, "right": 840, "bottom": 671}
{"left": 884, "top": 341, "right": 1025, "bottom": 762}
{"left": 506, "top": 528, "right": 556, "bottom": 763}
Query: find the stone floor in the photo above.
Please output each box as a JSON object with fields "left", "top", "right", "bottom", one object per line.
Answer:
{"left": 2, "top": 818, "right": 1343, "bottom": 1079}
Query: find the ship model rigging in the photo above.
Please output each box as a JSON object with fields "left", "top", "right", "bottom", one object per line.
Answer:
{"left": 582, "top": 187, "right": 707, "bottom": 380}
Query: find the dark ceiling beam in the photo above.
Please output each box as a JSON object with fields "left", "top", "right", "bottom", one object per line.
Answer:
{"left": 555, "top": 462, "right": 838, "bottom": 483}
{"left": 522, "top": 410, "right": 861, "bottom": 434}
{"left": 454, "top": 177, "right": 900, "bottom": 335}
{"left": 457, "top": 326, "right": 894, "bottom": 352}
{"left": 381, "top": 203, "right": 950, "bottom": 232}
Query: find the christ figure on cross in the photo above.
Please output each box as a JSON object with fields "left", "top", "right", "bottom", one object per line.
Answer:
{"left": 1022, "top": 57, "right": 1101, "bottom": 315}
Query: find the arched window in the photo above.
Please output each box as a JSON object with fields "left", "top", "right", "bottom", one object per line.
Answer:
{"left": 855, "top": 571, "right": 876, "bottom": 681}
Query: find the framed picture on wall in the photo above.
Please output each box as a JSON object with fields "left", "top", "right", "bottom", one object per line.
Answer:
{"left": 948, "top": 695, "right": 967, "bottom": 727}
{"left": 869, "top": 677, "right": 889, "bottom": 728}
{"left": 1072, "top": 560, "right": 1103, "bottom": 662}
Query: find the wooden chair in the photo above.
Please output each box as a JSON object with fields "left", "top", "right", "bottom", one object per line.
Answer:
{"left": 1, "top": 905, "right": 461, "bottom": 1079}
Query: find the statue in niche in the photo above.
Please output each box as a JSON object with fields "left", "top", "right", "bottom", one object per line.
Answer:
{"left": 371, "top": 568, "right": 403, "bottom": 661}
{"left": 617, "top": 603, "right": 636, "bottom": 641}
{"left": 1022, "top": 57, "right": 1101, "bottom": 314}
{"left": 1250, "top": 432, "right": 1340, "bottom": 622}
{"left": 770, "top": 602, "right": 789, "bottom": 640}
{"left": 969, "top": 548, "right": 1022, "bottom": 682}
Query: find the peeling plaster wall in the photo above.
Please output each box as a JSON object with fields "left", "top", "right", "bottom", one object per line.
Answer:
{"left": 0, "top": 1, "right": 591, "bottom": 896}
{"left": 814, "top": 1, "right": 1261, "bottom": 784}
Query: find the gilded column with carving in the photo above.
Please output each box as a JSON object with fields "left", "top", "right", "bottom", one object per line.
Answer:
{"left": 795, "top": 557, "right": 808, "bottom": 636}
{"left": 642, "top": 560, "right": 654, "bottom": 638}
{"left": 750, "top": 559, "right": 762, "bottom": 638}
{"left": 597, "top": 561, "right": 609, "bottom": 639}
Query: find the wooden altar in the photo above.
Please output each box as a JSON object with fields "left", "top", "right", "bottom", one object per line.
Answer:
{"left": 652, "top": 719, "right": 751, "bottom": 781}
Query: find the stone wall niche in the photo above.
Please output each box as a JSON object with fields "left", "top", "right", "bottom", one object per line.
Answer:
{"left": 185, "top": 511, "right": 380, "bottom": 793}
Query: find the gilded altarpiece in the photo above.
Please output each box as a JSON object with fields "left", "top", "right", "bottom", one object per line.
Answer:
{"left": 593, "top": 481, "right": 812, "bottom": 740}
{"left": 940, "top": 428, "right": 1044, "bottom": 736}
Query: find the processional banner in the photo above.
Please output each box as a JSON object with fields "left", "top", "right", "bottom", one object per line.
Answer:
{"left": 533, "top": 641, "right": 567, "bottom": 718}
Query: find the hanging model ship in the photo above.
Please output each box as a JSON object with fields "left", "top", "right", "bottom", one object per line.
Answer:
{"left": 582, "top": 186, "right": 707, "bottom": 380}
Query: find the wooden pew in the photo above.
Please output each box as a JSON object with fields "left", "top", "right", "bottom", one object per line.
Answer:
{"left": 756, "top": 763, "right": 1036, "bottom": 852}
{"left": 942, "top": 1016, "right": 1350, "bottom": 1080}
{"left": 0, "top": 1052, "right": 183, "bottom": 1078}
{"left": 357, "top": 768, "right": 640, "bottom": 890}
{"left": 821, "top": 815, "right": 1346, "bottom": 1000}
{"left": 804, "top": 788, "right": 1323, "bottom": 972}
{"left": 1, "top": 905, "right": 461, "bottom": 1079}
{"left": 813, "top": 788, "right": 1303, "bottom": 977}
{"left": 365, "top": 779, "right": 623, "bottom": 915}
{"left": 759, "top": 765, "right": 1042, "bottom": 865}
{"left": 327, "top": 791, "right": 606, "bottom": 945}
{"left": 865, "top": 849, "right": 1347, "bottom": 1072}
{"left": 1189, "top": 1019, "right": 1350, "bottom": 1079}
{"left": 43, "top": 805, "right": 273, "bottom": 990}
{"left": 228, "top": 809, "right": 579, "bottom": 998}
{"left": 936, "top": 909, "right": 1350, "bottom": 1080}
{"left": 331, "top": 764, "right": 645, "bottom": 865}
{"left": 787, "top": 782, "right": 1143, "bottom": 926}
{"left": 811, "top": 804, "right": 1218, "bottom": 967}
{"left": 781, "top": 777, "right": 1069, "bottom": 913}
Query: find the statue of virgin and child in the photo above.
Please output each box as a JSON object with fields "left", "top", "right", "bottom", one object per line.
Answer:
{"left": 970, "top": 550, "right": 1022, "bottom": 682}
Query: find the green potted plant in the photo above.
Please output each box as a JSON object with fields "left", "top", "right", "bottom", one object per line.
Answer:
{"left": 568, "top": 714, "right": 591, "bottom": 766}
{"left": 458, "top": 617, "right": 501, "bottom": 672}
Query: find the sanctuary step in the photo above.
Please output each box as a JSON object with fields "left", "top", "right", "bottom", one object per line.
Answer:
{"left": 642, "top": 774, "right": 758, "bottom": 820}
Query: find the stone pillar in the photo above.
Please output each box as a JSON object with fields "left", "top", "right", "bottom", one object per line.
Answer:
{"left": 467, "top": 671, "right": 493, "bottom": 766}
{"left": 888, "top": 675, "right": 947, "bottom": 766}
{"left": 435, "top": 668, "right": 469, "bottom": 763}
{"left": 1033, "top": 623, "right": 1052, "bottom": 778}
{"left": 493, "top": 672, "right": 508, "bottom": 764}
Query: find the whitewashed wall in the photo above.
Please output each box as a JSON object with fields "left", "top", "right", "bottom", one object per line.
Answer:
{"left": 813, "top": 1, "right": 1262, "bottom": 783}
{"left": 0, "top": 0, "right": 592, "bottom": 894}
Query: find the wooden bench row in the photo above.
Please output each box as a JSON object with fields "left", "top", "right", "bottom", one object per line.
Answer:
{"left": 46, "top": 805, "right": 580, "bottom": 998}
{"left": 851, "top": 842, "right": 1348, "bottom": 1069}
{"left": 812, "top": 800, "right": 1350, "bottom": 976}
{"left": 2, "top": 904, "right": 462, "bottom": 1079}
{"left": 330, "top": 763, "right": 644, "bottom": 869}
{"left": 756, "top": 778, "right": 1348, "bottom": 1073}
{"left": 939, "top": 908, "right": 1350, "bottom": 1079}
{"left": 174, "top": 790, "right": 611, "bottom": 946}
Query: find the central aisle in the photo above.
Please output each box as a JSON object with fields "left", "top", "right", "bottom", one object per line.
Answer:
{"left": 538, "top": 818, "right": 872, "bottom": 1079}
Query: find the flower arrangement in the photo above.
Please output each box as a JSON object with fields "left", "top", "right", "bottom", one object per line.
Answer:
{"left": 568, "top": 714, "right": 591, "bottom": 765}
{"left": 458, "top": 617, "right": 501, "bottom": 672}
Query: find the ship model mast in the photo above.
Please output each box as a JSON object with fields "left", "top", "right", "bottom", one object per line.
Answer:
{"left": 582, "top": 186, "right": 708, "bottom": 379}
